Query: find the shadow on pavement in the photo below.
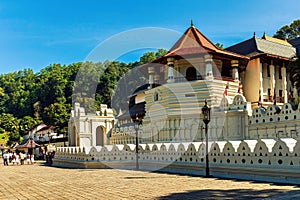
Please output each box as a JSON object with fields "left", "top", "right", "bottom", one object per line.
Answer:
{"left": 157, "top": 189, "right": 300, "bottom": 200}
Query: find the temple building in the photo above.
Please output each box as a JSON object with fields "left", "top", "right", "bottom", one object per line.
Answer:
{"left": 67, "top": 23, "right": 298, "bottom": 147}
{"left": 109, "top": 23, "right": 298, "bottom": 145}
{"left": 227, "top": 32, "right": 296, "bottom": 108}
{"left": 60, "top": 23, "right": 300, "bottom": 184}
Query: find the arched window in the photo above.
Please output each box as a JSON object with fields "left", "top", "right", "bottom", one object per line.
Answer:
{"left": 186, "top": 67, "right": 197, "bottom": 81}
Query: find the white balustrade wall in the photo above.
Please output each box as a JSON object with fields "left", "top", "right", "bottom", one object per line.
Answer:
{"left": 54, "top": 139, "right": 300, "bottom": 184}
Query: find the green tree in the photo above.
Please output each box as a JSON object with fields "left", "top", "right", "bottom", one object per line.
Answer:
{"left": 0, "top": 113, "right": 20, "bottom": 144}
{"left": 42, "top": 102, "right": 71, "bottom": 134}
{"left": 19, "top": 116, "right": 42, "bottom": 137}
{"left": 274, "top": 19, "right": 300, "bottom": 40}
{"left": 139, "top": 49, "right": 167, "bottom": 64}
{"left": 215, "top": 43, "right": 224, "bottom": 49}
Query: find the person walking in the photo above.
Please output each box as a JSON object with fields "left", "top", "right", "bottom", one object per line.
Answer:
{"left": 15, "top": 153, "right": 20, "bottom": 165}
{"left": 20, "top": 152, "right": 25, "bottom": 165}
{"left": 3, "top": 151, "right": 9, "bottom": 166}
{"left": 30, "top": 154, "right": 35, "bottom": 164}
{"left": 11, "top": 153, "right": 16, "bottom": 165}
{"left": 26, "top": 153, "right": 31, "bottom": 164}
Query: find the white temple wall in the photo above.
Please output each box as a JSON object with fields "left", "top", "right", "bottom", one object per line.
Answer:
{"left": 54, "top": 139, "right": 300, "bottom": 184}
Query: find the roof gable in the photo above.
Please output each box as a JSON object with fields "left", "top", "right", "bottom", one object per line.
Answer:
{"left": 169, "top": 25, "right": 218, "bottom": 52}
{"left": 256, "top": 37, "right": 296, "bottom": 58}
{"left": 163, "top": 25, "right": 247, "bottom": 59}
{"left": 226, "top": 35, "right": 296, "bottom": 59}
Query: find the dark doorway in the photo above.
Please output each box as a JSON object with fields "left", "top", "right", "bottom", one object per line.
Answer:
{"left": 96, "top": 126, "right": 105, "bottom": 146}
{"left": 186, "top": 67, "right": 197, "bottom": 81}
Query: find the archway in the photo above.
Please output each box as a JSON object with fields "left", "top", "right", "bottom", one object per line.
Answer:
{"left": 186, "top": 67, "right": 197, "bottom": 81}
{"left": 96, "top": 126, "right": 105, "bottom": 146}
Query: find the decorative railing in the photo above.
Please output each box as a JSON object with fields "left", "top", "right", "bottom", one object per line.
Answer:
{"left": 174, "top": 75, "right": 234, "bottom": 83}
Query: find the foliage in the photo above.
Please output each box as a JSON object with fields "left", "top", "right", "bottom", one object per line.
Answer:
{"left": 0, "top": 49, "right": 167, "bottom": 144}
{"left": 215, "top": 43, "right": 224, "bottom": 49}
{"left": 273, "top": 19, "right": 300, "bottom": 40}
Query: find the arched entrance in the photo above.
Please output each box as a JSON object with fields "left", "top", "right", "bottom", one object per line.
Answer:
{"left": 186, "top": 67, "right": 197, "bottom": 81}
{"left": 96, "top": 126, "right": 105, "bottom": 146}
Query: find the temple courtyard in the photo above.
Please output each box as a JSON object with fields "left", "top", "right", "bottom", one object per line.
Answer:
{"left": 0, "top": 161, "right": 299, "bottom": 199}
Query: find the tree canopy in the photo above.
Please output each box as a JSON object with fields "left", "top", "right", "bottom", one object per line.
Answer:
{"left": 0, "top": 49, "right": 167, "bottom": 145}
{"left": 273, "top": 19, "right": 300, "bottom": 40}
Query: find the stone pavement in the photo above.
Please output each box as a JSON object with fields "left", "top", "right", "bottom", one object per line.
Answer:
{"left": 0, "top": 160, "right": 299, "bottom": 199}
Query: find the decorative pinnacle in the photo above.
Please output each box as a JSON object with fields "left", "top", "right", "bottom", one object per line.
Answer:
{"left": 191, "top": 19, "right": 194, "bottom": 27}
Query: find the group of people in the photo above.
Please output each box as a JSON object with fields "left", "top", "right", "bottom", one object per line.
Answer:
{"left": 2, "top": 151, "right": 35, "bottom": 166}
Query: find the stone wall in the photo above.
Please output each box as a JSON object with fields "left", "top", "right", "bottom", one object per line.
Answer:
{"left": 54, "top": 139, "right": 300, "bottom": 184}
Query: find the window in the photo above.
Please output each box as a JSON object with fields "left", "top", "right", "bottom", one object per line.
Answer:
{"left": 279, "top": 68, "right": 282, "bottom": 79}
{"left": 267, "top": 65, "right": 270, "bottom": 77}
{"left": 279, "top": 90, "right": 283, "bottom": 97}
{"left": 154, "top": 92, "right": 158, "bottom": 101}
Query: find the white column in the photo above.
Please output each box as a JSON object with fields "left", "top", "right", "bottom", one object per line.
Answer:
{"left": 231, "top": 60, "right": 239, "bottom": 80}
{"left": 281, "top": 65, "right": 287, "bottom": 103}
{"left": 148, "top": 74, "right": 154, "bottom": 89}
{"left": 148, "top": 66, "right": 154, "bottom": 89}
{"left": 270, "top": 61, "right": 275, "bottom": 98}
{"left": 260, "top": 62, "right": 264, "bottom": 104}
{"left": 205, "top": 54, "right": 213, "bottom": 79}
{"left": 167, "top": 57, "right": 175, "bottom": 83}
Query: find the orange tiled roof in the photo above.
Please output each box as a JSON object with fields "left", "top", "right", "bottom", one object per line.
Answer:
{"left": 163, "top": 25, "right": 248, "bottom": 59}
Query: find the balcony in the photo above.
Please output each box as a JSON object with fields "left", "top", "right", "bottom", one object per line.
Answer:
{"left": 263, "top": 95, "right": 284, "bottom": 103}
{"left": 174, "top": 75, "right": 234, "bottom": 83}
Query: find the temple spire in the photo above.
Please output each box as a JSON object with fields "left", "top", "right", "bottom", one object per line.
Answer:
{"left": 191, "top": 19, "right": 194, "bottom": 27}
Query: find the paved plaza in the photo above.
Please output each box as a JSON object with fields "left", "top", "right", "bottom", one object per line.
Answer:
{"left": 0, "top": 161, "right": 299, "bottom": 199}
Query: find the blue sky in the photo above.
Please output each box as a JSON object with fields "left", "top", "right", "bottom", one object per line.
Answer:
{"left": 0, "top": 0, "right": 299, "bottom": 74}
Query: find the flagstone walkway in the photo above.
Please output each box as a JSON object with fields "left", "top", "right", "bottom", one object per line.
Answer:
{"left": 0, "top": 160, "right": 299, "bottom": 199}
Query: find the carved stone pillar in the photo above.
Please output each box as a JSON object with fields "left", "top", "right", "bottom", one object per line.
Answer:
{"left": 231, "top": 60, "right": 239, "bottom": 80}
{"left": 281, "top": 65, "right": 287, "bottom": 103}
{"left": 167, "top": 57, "right": 175, "bottom": 83}
{"left": 204, "top": 55, "right": 213, "bottom": 79}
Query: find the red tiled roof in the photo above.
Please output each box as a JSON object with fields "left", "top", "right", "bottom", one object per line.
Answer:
{"left": 162, "top": 25, "right": 248, "bottom": 59}
{"left": 16, "top": 139, "right": 40, "bottom": 148}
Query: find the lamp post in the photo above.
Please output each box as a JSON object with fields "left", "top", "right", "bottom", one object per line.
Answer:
{"left": 134, "top": 115, "right": 141, "bottom": 170}
{"left": 29, "top": 137, "right": 33, "bottom": 158}
{"left": 47, "top": 132, "right": 51, "bottom": 145}
{"left": 202, "top": 100, "right": 211, "bottom": 177}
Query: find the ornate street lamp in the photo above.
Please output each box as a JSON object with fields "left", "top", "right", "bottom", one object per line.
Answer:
{"left": 202, "top": 99, "right": 211, "bottom": 177}
{"left": 133, "top": 115, "right": 142, "bottom": 170}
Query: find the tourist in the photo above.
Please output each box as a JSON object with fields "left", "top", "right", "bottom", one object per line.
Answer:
{"left": 8, "top": 151, "right": 12, "bottom": 163}
{"left": 15, "top": 153, "right": 20, "bottom": 165}
{"left": 3, "top": 151, "right": 9, "bottom": 166}
{"left": 11, "top": 153, "right": 16, "bottom": 165}
{"left": 26, "top": 153, "right": 31, "bottom": 164}
{"left": 20, "top": 152, "right": 25, "bottom": 165}
{"left": 30, "top": 154, "right": 35, "bottom": 164}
